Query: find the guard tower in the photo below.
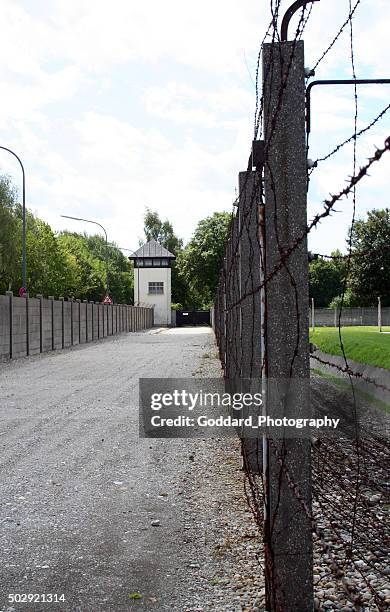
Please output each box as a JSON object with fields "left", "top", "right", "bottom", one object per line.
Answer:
{"left": 129, "top": 240, "right": 175, "bottom": 326}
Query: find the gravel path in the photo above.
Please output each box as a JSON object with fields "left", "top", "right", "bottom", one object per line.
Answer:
{"left": 1, "top": 327, "right": 388, "bottom": 611}
{"left": 0, "top": 328, "right": 263, "bottom": 612}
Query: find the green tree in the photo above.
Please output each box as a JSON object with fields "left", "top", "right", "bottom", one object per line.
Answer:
{"left": 142, "top": 208, "right": 187, "bottom": 306}
{"left": 348, "top": 208, "right": 390, "bottom": 306}
{"left": 0, "top": 175, "right": 19, "bottom": 293}
{"left": 0, "top": 171, "right": 134, "bottom": 302}
{"left": 143, "top": 208, "right": 183, "bottom": 254}
{"left": 25, "top": 215, "right": 76, "bottom": 297}
{"left": 309, "top": 250, "right": 346, "bottom": 307}
{"left": 57, "top": 232, "right": 105, "bottom": 300}
{"left": 85, "top": 234, "right": 133, "bottom": 303}
{"left": 57, "top": 232, "right": 133, "bottom": 303}
{"left": 180, "top": 212, "right": 231, "bottom": 307}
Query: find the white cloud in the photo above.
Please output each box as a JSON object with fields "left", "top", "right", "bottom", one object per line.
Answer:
{"left": 0, "top": 0, "right": 388, "bottom": 264}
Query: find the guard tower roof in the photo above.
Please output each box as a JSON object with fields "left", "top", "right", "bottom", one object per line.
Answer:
{"left": 129, "top": 240, "right": 175, "bottom": 259}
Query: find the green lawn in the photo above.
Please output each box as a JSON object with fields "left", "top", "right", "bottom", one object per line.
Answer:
{"left": 309, "top": 326, "right": 390, "bottom": 370}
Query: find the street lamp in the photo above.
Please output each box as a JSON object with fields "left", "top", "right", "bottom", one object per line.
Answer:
{"left": 61, "top": 215, "right": 109, "bottom": 296}
{"left": 0, "top": 146, "right": 27, "bottom": 293}
{"left": 110, "top": 246, "right": 140, "bottom": 305}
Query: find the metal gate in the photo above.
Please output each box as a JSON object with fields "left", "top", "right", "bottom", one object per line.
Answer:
{"left": 176, "top": 309, "right": 210, "bottom": 327}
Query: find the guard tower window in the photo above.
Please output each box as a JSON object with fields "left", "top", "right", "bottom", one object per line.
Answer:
{"left": 134, "top": 258, "right": 172, "bottom": 268}
{"left": 148, "top": 282, "right": 164, "bottom": 295}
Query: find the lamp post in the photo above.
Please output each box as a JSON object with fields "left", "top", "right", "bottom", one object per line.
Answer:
{"left": 0, "top": 146, "right": 27, "bottom": 293}
{"left": 115, "top": 246, "right": 140, "bottom": 305}
{"left": 61, "top": 215, "right": 109, "bottom": 296}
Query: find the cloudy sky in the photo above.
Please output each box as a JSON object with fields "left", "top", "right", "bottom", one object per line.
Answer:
{"left": 0, "top": 0, "right": 389, "bottom": 255}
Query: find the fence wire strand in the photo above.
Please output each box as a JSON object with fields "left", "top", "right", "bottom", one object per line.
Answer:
{"left": 213, "top": 2, "right": 389, "bottom": 609}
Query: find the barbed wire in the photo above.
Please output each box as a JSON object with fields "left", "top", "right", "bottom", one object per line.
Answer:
{"left": 309, "top": 102, "right": 390, "bottom": 173}
{"left": 312, "top": 0, "right": 361, "bottom": 72}
{"left": 223, "top": 137, "right": 390, "bottom": 311}
{"left": 311, "top": 352, "right": 390, "bottom": 394}
{"left": 310, "top": 244, "right": 390, "bottom": 259}
{"left": 213, "top": 2, "right": 389, "bottom": 608}
{"left": 335, "top": 0, "right": 361, "bottom": 555}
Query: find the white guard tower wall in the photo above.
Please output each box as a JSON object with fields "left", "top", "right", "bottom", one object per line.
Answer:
{"left": 134, "top": 266, "right": 171, "bottom": 325}
{"left": 130, "top": 240, "right": 175, "bottom": 326}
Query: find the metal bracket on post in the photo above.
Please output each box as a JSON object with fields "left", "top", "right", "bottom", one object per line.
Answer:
{"left": 280, "top": 0, "right": 320, "bottom": 42}
{"left": 251, "top": 140, "right": 265, "bottom": 171}
{"left": 306, "top": 79, "right": 390, "bottom": 136}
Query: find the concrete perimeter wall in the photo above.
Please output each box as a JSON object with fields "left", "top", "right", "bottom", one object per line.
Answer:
{"left": 0, "top": 292, "right": 154, "bottom": 361}
{"left": 313, "top": 307, "right": 390, "bottom": 327}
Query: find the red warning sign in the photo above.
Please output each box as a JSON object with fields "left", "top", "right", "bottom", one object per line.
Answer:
{"left": 103, "top": 294, "right": 113, "bottom": 305}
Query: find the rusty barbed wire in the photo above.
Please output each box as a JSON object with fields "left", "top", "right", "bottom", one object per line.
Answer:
{"left": 213, "top": 3, "right": 390, "bottom": 608}
{"left": 309, "top": 102, "right": 390, "bottom": 173}
{"left": 311, "top": 0, "right": 361, "bottom": 72}
{"left": 311, "top": 353, "right": 390, "bottom": 394}
{"left": 222, "top": 137, "right": 390, "bottom": 312}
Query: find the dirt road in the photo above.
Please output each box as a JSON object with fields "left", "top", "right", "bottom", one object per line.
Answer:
{"left": 0, "top": 328, "right": 221, "bottom": 611}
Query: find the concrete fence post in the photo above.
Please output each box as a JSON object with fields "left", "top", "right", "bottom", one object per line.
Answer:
{"left": 36, "top": 294, "right": 43, "bottom": 353}
{"left": 59, "top": 297, "right": 65, "bottom": 349}
{"left": 70, "top": 298, "right": 74, "bottom": 345}
{"left": 25, "top": 293, "right": 30, "bottom": 356}
{"left": 311, "top": 297, "right": 315, "bottom": 331}
{"left": 48, "top": 296, "right": 55, "bottom": 351}
{"left": 90, "top": 301, "right": 95, "bottom": 341}
{"left": 263, "top": 39, "right": 313, "bottom": 611}
{"left": 334, "top": 306, "right": 338, "bottom": 327}
{"left": 76, "top": 299, "right": 81, "bottom": 343}
{"left": 6, "top": 291, "right": 13, "bottom": 359}
{"left": 238, "top": 169, "right": 263, "bottom": 474}
{"left": 378, "top": 296, "right": 382, "bottom": 332}
{"left": 84, "top": 300, "right": 89, "bottom": 342}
